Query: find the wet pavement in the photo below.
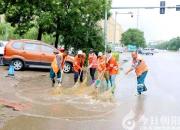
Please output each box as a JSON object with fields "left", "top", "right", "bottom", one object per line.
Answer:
{"left": 0, "top": 51, "right": 180, "bottom": 130}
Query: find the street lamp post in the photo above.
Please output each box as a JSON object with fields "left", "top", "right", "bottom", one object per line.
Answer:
{"left": 104, "top": 0, "right": 108, "bottom": 53}
{"left": 113, "top": 12, "right": 133, "bottom": 45}
{"left": 136, "top": 9, "right": 139, "bottom": 29}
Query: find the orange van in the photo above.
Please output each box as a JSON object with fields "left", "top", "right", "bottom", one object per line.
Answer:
{"left": 3, "top": 39, "right": 74, "bottom": 73}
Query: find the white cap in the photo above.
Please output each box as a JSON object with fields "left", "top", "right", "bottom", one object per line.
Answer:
{"left": 98, "top": 52, "right": 103, "bottom": 56}
{"left": 78, "top": 50, "right": 83, "bottom": 55}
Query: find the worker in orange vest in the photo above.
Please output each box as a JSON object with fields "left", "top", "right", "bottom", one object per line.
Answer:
{"left": 126, "top": 51, "right": 148, "bottom": 95}
{"left": 88, "top": 48, "right": 97, "bottom": 83}
{"left": 50, "top": 50, "right": 68, "bottom": 87}
{"left": 97, "top": 52, "right": 109, "bottom": 87}
{"left": 106, "top": 50, "right": 119, "bottom": 94}
{"left": 97, "top": 52, "right": 106, "bottom": 75}
{"left": 73, "top": 50, "right": 86, "bottom": 83}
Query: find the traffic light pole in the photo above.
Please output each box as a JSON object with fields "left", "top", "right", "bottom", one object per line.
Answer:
{"left": 104, "top": 6, "right": 177, "bottom": 52}
{"left": 111, "top": 6, "right": 176, "bottom": 9}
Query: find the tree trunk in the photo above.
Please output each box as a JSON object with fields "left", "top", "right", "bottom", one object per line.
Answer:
{"left": 55, "top": 18, "right": 60, "bottom": 48}
{"left": 37, "top": 27, "right": 43, "bottom": 40}
{"left": 55, "top": 32, "right": 59, "bottom": 48}
{"left": 64, "top": 43, "right": 68, "bottom": 50}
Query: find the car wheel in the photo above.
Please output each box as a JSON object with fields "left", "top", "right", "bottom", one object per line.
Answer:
{"left": 63, "top": 62, "right": 72, "bottom": 73}
{"left": 12, "top": 59, "right": 24, "bottom": 71}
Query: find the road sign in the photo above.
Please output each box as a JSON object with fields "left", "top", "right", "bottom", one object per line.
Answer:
{"left": 160, "top": 1, "right": 166, "bottom": 14}
{"left": 176, "top": 5, "right": 180, "bottom": 11}
{"left": 128, "top": 45, "right": 137, "bottom": 52}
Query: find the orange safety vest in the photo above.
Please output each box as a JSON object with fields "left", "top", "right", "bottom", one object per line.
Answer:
{"left": 107, "top": 56, "right": 119, "bottom": 75}
{"left": 51, "top": 54, "right": 65, "bottom": 74}
{"left": 88, "top": 53, "right": 97, "bottom": 68}
{"left": 73, "top": 55, "right": 85, "bottom": 72}
{"left": 133, "top": 56, "right": 148, "bottom": 77}
{"left": 97, "top": 55, "right": 106, "bottom": 73}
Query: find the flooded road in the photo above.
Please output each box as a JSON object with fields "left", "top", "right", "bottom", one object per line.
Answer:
{"left": 1, "top": 52, "right": 180, "bottom": 130}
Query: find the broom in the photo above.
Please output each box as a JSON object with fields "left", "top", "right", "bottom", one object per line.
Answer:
{"left": 89, "top": 71, "right": 105, "bottom": 97}
{"left": 91, "top": 70, "right": 105, "bottom": 88}
{"left": 73, "top": 69, "right": 83, "bottom": 88}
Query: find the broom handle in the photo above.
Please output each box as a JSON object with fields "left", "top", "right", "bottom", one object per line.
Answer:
{"left": 77, "top": 68, "right": 83, "bottom": 82}
{"left": 59, "top": 70, "right": 63, "bottom": 83}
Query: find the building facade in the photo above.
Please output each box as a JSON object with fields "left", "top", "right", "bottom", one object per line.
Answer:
{"left": 99, "top": 17, "right": 123, "bottom": 45}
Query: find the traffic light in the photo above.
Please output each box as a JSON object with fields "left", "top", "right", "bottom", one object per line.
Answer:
{"left": 160, "top": 1, "right": 165, "bottom": 14}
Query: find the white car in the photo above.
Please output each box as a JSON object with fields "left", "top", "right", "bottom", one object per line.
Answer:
{"left": 0, "top": 41, "right": 8, "bottom": 56}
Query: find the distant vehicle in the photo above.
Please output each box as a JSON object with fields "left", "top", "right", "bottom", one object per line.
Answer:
{"left": 114, "top": 46, "right": 125, "bottom": 53}
{"left": 137, "top": 48, "right": 143, "bottom": 54}
{"left": 3, "top": 39, "right": 74, "bottom": 73}
{"left": 0, "top": 41, "right": 8, "bottom": 56}
{"left": 154, "top": 49, "right": 159, "bottom": 53}
{"left": 142, "top": 48, "right": 154, "bottom": 55}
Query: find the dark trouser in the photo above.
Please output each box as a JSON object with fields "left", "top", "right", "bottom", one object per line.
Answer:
{"left": 50, "top": 68, "right": 61, "bottom": 82}
{"left": 137, "top": 71, "right": 148, "bottom": 94}
{"left": 0, "top": 56, "right": 3, "bottom": 65}
{"left": 74, "top": 70, "right": 83, "bottom": 83}
{"left": 90, "top": 68, "right": 96, "bottom": 81}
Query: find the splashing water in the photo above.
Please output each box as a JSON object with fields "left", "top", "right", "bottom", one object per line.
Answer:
{"left": 51, "top": 75, "right": 115, "bottom": 102}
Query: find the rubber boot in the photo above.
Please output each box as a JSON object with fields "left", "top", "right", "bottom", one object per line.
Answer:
{"left": 52, "top": 79, "right": 55, "bottom": 87}
{"left": 104, "top": 79, "right": 109, "bottom": 90}
{"left": 137, "top": 84, "right": 144, "bottom": 95}
{"left": 111, "top": 86, "right": 116, "bottom": 95}
{"left": 143, "top": 85, "right": 147, "bottom": 92}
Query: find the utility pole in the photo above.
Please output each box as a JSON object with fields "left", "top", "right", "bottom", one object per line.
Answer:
{"left": 104, "top": 0, "right": 108, "bottom": 53}
{"left": 111, "top": 6, "right": 176, "bottom": 9}
{"left": 114, "top": 12, "right": 117, "bottom": 45}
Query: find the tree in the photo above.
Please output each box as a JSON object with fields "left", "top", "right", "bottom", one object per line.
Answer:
{"left": 155, "top": 37, "right": 180, "bottom": 51}
{"left": 0, "top": 0, "right": 111, "bottom": 51}
{"left": 52, "top": 0, "right": 111, "bottom": 49}
{"left": 0, "top": 0, "right": 54, "bottom": 39}
{"left": 121, "top": 28, "right": 146, "bottom": 48}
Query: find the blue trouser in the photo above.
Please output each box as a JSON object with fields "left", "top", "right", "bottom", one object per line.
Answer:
{"left": 50, "top": 68, "right": 61, "bottom": 82}
{"left": 109, "top": 75, "right": 116, "bottom": 94}
{"left": 137, "top": 71, "right": 148, "bottom": 94}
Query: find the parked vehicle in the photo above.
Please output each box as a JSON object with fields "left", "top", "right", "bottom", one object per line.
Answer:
{"left": 3, "top": 39, "right": 74, "bottom": 73}
{"left": 0, "top": 41, "right": 8, "bottom": 65}
{"left": 141, "top": 48, "right": 154, "bottom": 55}
{"left": 0, "top": 41, "right": 8, "bottom": 56}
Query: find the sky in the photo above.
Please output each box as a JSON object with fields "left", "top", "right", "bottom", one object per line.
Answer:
{"left": 111, "top": 0, "right": 180, "bottom": 43}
